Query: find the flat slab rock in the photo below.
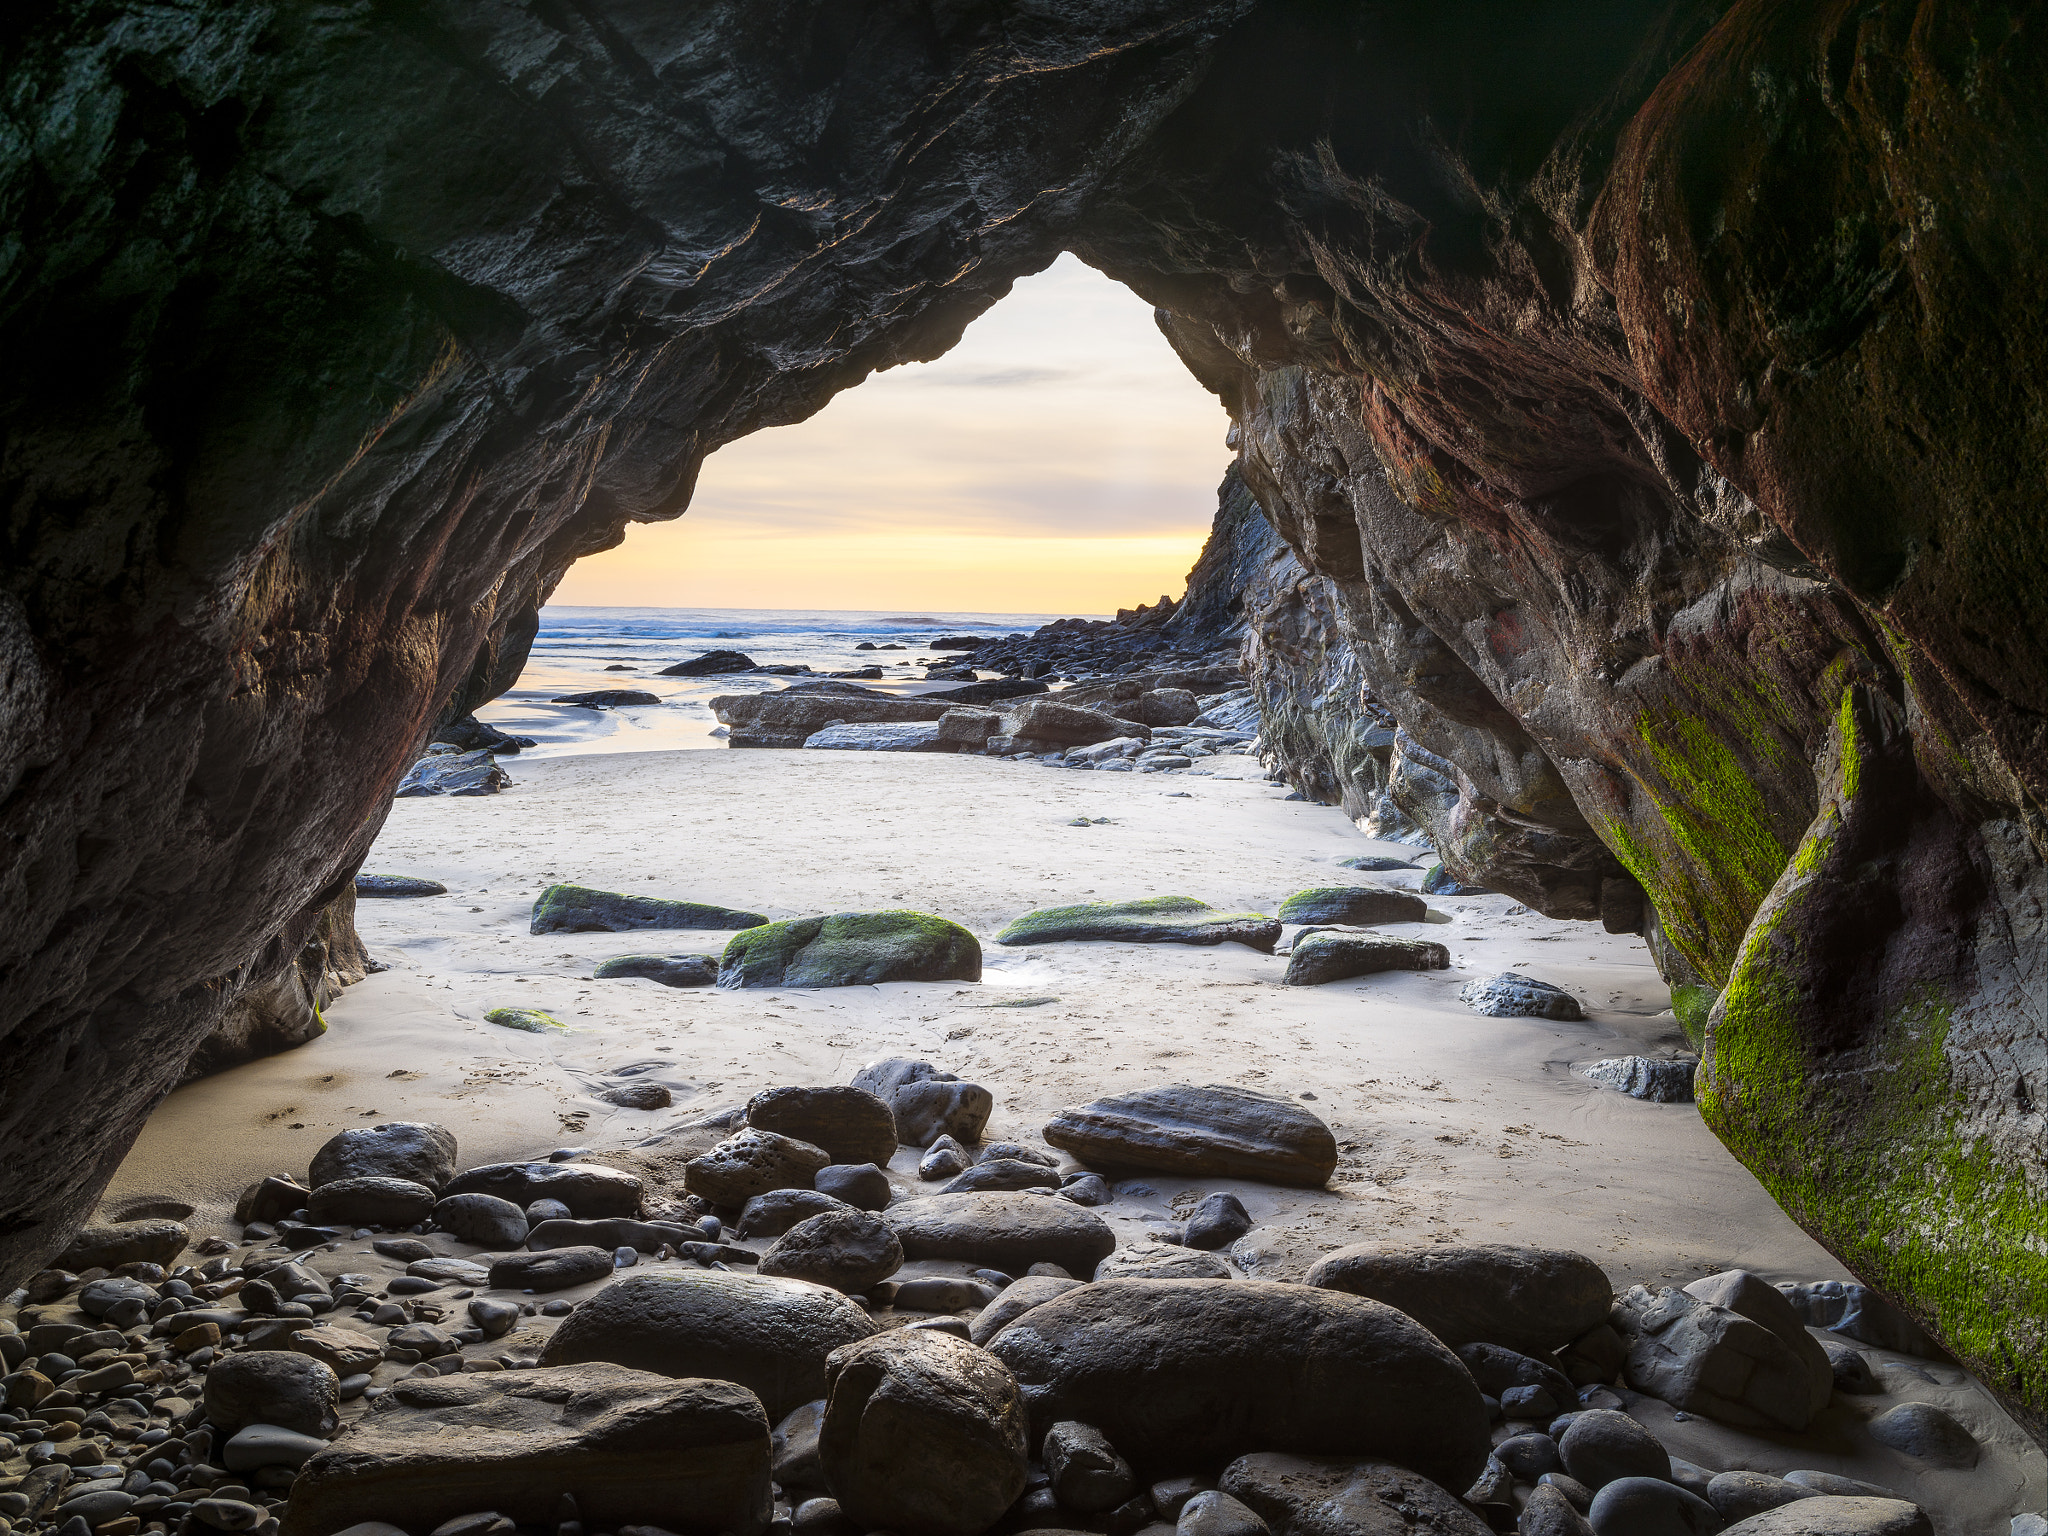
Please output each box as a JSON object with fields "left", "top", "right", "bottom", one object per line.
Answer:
{"left": 279, "top": 1363, "right": 771, "bottom": 1536}
{"left": 885, "top": 1192, "right": 1116, "bottom": 1277}
{"left": 531, "top": 882, "right": 769, "bottom": 935}
{"left": 1283, "top": 930, "right": 1449, "bottom": 985}
{"left": 1221, "top": 1453, "right": 1489, "bottom": 1535}
{"left": 593, "top": 953, "right": 719, "bottom": 987}
{"left": 1460, "top": 972, "right": 1584, "bottom": 1020}
{"left": 719, "top": 911, "right": 981, "bottom": 988}
{"left": 1042, "top": 1084, "right": 1337, "bottom": 1188}
{"left": 1303, "top": 1243, "right": 1613, "bottom": 1355}
{"left": 803, "top": 722, "right": 949, "bottom": 751}
{"left": 1581, "top": 1055, "right": 1697, "bottom": 1102}
{"left": 995, "top": 896, "right": 1281, "bottom": 951}
{"left": 1275, "top": 884, "right": 1428, "bottom": 925}
{"left": 353, "top": 874, "right": 446, "bottom": 898}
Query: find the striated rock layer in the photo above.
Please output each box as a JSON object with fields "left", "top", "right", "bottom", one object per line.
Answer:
{"left": 2, "top": 0, "right": 2044, "bottom": 1437}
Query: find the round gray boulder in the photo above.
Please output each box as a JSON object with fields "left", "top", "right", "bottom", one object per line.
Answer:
{"left": 759, "top": 1209, "right": 904, "bottom": 1293}
{"left": 206, "top": 1351, "right": 340, "bottom": 1437}
{"left": 307, "top": 1177, "right": 438, "bottom": 1228}
{"left": 1304, "top": 1242, "right": 1613, "bottom": 1355}
{"left": 746, "top": 1085, "right": 898, "bottom": 1167}
{"left": 309, "top": 1122, "right": 457, "bottom": 1192}
{"left": 431, "top": 1192, "right": 529, "bottom": 1248}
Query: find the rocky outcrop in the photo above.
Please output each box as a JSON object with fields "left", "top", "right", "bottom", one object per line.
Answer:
{"left": 4, "top": 0, "right": 2045, "bottom": 1442}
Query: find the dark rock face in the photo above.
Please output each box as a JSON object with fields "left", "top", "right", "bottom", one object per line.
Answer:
{"left": 3, "top": 0, "right": 2045, "bottom": 1441}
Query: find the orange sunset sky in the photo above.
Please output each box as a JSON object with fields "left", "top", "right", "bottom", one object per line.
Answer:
{"left": 552, "top": 255, "right": 1233, "bottom": 614}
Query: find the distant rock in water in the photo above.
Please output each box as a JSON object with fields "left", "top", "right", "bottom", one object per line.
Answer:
{"left": 592, "top": 954, "right": 720, "bottom": 987}
{"left": 396, "top": 749, "right": 510, "bottom": 798}
{"left": 531, "top": 883, "right": 769, "bottom": 935}
{"left": 924, "top": 678, "right": 1048, "bottom": 705}
{"left": 660, "top": 649, "right": 757, "bottom": 676}
{"left": 551, "top": 689, "right": 661, "bottom": 707}
{"left": 1461, "top": 973, "right": 1585, "bottom": 1021}
{"left": 927, "top": 635, "right": 993, "bottom": 650}
{"left": 355, "top": 874, "right": 447, "bottom": 898}
{"left": 720, "top": 911, "right": 981, "bottom": 989}
{"left": 831, "top": 666, "right": 885, "bottom": 680}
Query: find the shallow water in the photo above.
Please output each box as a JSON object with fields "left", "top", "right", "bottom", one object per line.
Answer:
{"left": 477, "top": 604, "right": 1087, "bottom": 757}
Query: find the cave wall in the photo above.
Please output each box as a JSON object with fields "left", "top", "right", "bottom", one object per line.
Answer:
{"left": 3, "top": 0, "right": 2043, "bottom": 1435}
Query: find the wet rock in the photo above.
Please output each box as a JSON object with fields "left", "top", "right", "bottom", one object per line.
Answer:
{"left": 886, "top": 1193, "right": 1116, "bottom": 1277}
{"left": 1182, "top": 1193, "right": 1251, "bottom": 1251}
{"left": 396, "top": 750, "right": 510, "bottom": 798}
{"left": 1096, "top": 1243, "right": 1232, "bottom": 1281}
{"left": 551, "top": 688, "right": 660, "bottom": 706}
{"left": 592, "top": 954, "right": 719, "bottom": 987}
{"left": 1275, "top": 886, "right": 1427, "bottom": 925}
{"left": 719, "top": 911, "right": 981, "bottom": 988}
{"left": 1282, "top": 931, "right": 1449, "bottom": 985}
{"left": 540, "top": 1269, "right": 877, "bottom": 1418}
{"left": 206, "top": 1351, "right": 340, "bottom": 1438}
{"left": 279, "top": 1364, "right": 771, "bottom": 1536}
{"left": 813, "top": 1162, "right": 892, "bottom": 1210}
{"left": 969, "top": 1275, "right": 1084, "bottom": 1347}
{"left": 986, "top": 1280, "right": 1489, "bottom": 1488}
{"left": 1459, "top": 973, "right": 1585, "bottom": 1021}
{"left": 996, "top": 897, "right": 1279, "bottom": 952}
{"left": 1865, "top": 1402, "right": 1980, "bottom": 1468}
{"left": 758, "top": 1210, "right": 904, "bottom": 1293}
{"left": 1219, "top": 1453, "right": 1491, "bottom": 1536}
{"left": 530, "top": 883, "right": 768, "bottom": 935}
{"left": 1706, "top": 1472, "right": 1820, "bottom": 1523}
{"left": 686, "top": 1129, "right": 832, "bottom": 1208}
{"left": 1615, "top": 1283, "right": 1830, "bottom": 1431}
{"left": 1716, "top": 1502, "right": 1933, "bottom": 1535}
{"left": 661, "top": 649, "right": 757, "bottom": 676}
{"left": 736, "top": 1189, "right": 851, "bottom": 1241}
{"left": 355, "top": 875, "right": 448, "bottom": 898}
{"left": 1581, "top": 1056, "right": 1697, "bottom": 1103}
{"left": 941, "top": 1158, "right": 1061, "bottom": 1195}
{"left": 1586, "top": 1477, "right": 1719, "bottom": 1535}
{"left": 487, "top": 1246, "right": 614, "bottom": 1292}
{"left": 1303, "top": 1243, "right": 1612, "bottom": 1355}
{"left": 1043, "top": 1084, "right": 1337, "bottom": 1188}
{"left": 1556, "top": 1410, "right": 1670, "bottom": 1490}
{"left": 713, "top": 691, "right": 951, "bottom": 748}
{"left": 54, "top": 1219, "right": 189, "bottom": 1272}
{"left": 311, "top": 1123, "right": 458, "bottom": 1192}
{"left": 306, "top": 1177, "right": 438, "bottom": 1228}
{"left": 526, "top": 1217, "right": 691, "bottom": 1253}
{"left": 819, "top": 1329, "right": 1027, "bottom": 1536}
{"left": 441, "top": 1161, "right": 642, "bottom": 1218}
{"left": 746, "top": 1085, "right": 899, "bottom": 1167}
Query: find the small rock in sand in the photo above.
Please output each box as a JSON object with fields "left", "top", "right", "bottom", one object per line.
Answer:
{"left": 1282, "top": 930, "right": 1449, "bottom": 985}
{"left": 918, "top": 1135, "right": 971, "bottom": 1180}
{"left": 206, "top": 1351, "right": 340, "bottom": 1437}
{"left": 486, "top": 1006, "right": 564, "bottom": 1033}
{"left": 1460, "top": 972, "right": 1585, "bottom": 1020}
{"left": 1557, "top": 1409, "right": 1670, "bottom": 1490}
{"left": 591, "top": 955, "right": 719, "bottom": 987}
{"left": 940, "top": 1158, "right": 1061, "bottom": 1195}
{"left": 1866, "top": 1402, "right": 1981, "bottom": 1468}
{"left": 1219, "top": 1453, "right": 1490, "bottom": 1536}
{"left": 886, "top": 1192, "right": 1115, "bottom": 1277}
{"left": 529, "top": 883, "right": 768, "bottom": 935}
{"left": 55, "top": 1218, "right": 189, "bottom": 1272}
{"left": 852, "top": 1057, "right": 993, "bottom": 1147}
{"left": 1715, "top": 1500, "right": 1934, "bottom": 1535}
{"left": 1183, "top": 1192, "right": 1251, "bottom": 1250}
{"left": 1095, "top": 1243, "right": 1232, "bottom": 1281}
{"left": 1044, "top": 1420, "right": 1137, "bottom": 1513}
{"left": 814, "top": 1163, "right": 893, "bottom": 1210}
{"left": 1581, "top": 1055, "right": 1697, "bottom": 1102}
{"left": 1587, "top": 1476, "right": 1721, "bottom": 1535}
{"left": 442, "top": 1160, "right": 642, "bottom": 1218}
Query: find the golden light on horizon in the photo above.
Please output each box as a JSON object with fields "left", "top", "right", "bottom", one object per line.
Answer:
{"left": 551, "top": 255, "right": 1231, "bottom": 613}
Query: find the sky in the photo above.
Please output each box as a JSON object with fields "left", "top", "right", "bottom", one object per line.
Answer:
{"left": 551, "top": 255, "right": 1233, "bottom": 613}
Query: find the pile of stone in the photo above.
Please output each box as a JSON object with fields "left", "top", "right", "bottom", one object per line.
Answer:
{"left": 0, "top": 1071, "right": 1979, "bottom": 1536}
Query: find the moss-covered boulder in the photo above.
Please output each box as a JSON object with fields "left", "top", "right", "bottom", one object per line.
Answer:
{"left": 485, "top": 1007, "right": 564, "bottom": 1033}
{"left": 1276, "top": 885, "right": 1427, "bottom": 926}
{"left": 531, "top": 883, "right": 769, "bottom": 936}
{"left": 1282, "top": 932, "right": 1449, "bottom": 986}
{"left": 994, "top": 897, "right": 1281, "bottom": 952}
{"left": 719, "top": 912, "right": 980, "bottom": 989}
{"left": 592, "top": 954, "right": 720, "bottom": 988}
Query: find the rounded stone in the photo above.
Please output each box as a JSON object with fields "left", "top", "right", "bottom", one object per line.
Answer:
{"left": 814, "top": 1163, "right": 893, "bottom": 1211}
{"left": 1866, "top": 1401, "right": 1980, "bottom": 1468}
{"left": 1587, "top": 1476, "right": 1719, "bottom": 1535}
{"left": 308, "top": 1123, "right": 458, "bottom": 1192}
{"left": 1304, "top": 1243, "right": 1612, "bottom": 1355}
{"left": 206, "top": 1351, "right": 340, "bottom": 1437}
{"left": 746, "top": 1085, "right": 899, "bottom": 1167}
{"left": 432, "top": 1192, "right": 530, "bottom": 1248}
{"left": 487, "top": 1246, "right": 614, "bottom": 1293}
{"left": 1558, "top": 1410, "right": 1671, "bottom": 1490}
{"left": 884, "top": 1192, "right": 1116, "bottom": 1277}
{"left": 685, "top": 1128, "right": 832, "bottom": 1208}
{"left": 758, "top": 1209, "right": 904, "bottom": 1293}
{"left": 307, "top": 1177, "right": 438, "bottom": 1228}
{"left": 737, "top": 1188, "right": 854, "bottom": 1241}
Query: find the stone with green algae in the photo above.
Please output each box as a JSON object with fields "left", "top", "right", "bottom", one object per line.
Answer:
{"left": 1282, "top": 931, "right": 1448, "bottom": 986}
{"left": 530, "top": 882, "right": 769, "bottom": 936}
{"left": 994, "top": 896, "right": 1280, "bottom": 952}
{"left": 485, "top": 1006, "right": 564, "bottom": 1033}
{"left": 1276, "top": 884, "right": 1427, "bottom": 925}
{"left": 718, "top": 911, "right": 980, "bottom": 989}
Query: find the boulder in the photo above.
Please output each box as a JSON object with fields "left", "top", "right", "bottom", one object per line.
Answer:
{"left": 306, "top": 1177, "right": 437, "bottom": 1228}
{"left": 540, "top": 1269, "right": 878, "bottom": 1419}
{"left": 1681, "top": 1270, "right": 1832, "bottom": 1411}
{"left": 711, "top": 692, "right": 951, "bottom": 749}
{"left": 1043, "top": 1421, "right": 1136, "bottom": 1514}
{"left": 737, "top": 1189, "right": 852, "bottom": 1241}
{"left": 236, "top": 1174, "right": 313, "bottom": 1225}
{"left": 1717, "top": 1501, "right": 1932, "bottom": 1536}
{"left": 530, "top": 883, "right": 768, "bottom": 935}
{"left": 1520, "top": 1483, "right": 1598, "bottom": 1536}
{"left": 396, "top": 749, "right": 510, "bottom": 797}
{"left": 525, "top": 1217, "right": 692, "bottom": 1254}
{"left": 968, "top": 1275, "right": 1084, "bottom": 1347}
{"left": 429, "top": 1193, "right": 529, "bottom": 1248}
{"left": 746, "top": 1086, "right": 899, "bottom": 1167}
{"left": 487, "top": 1246, "right": 614, "bottom": 1293}
{"left": 1586, "top": 1477, "right": 1720, "bottom": 1534}
{"left": 1008, "top": 698, "right": 1149, "bottom": 747}
{"left": 1095, "top": 1243, "right": 1232, "bottom": 1280}
{"left": 440, "top": 1161, "right": 643, "bottom": 1218}
{"left": 1865, "top": 1402, "right": 1980, "bottom": 1468}
{"left": 996, "top": 897, "right": 1279, "bottom": 952}
{"left": 1178, "top": 1490, "right": 1270, "bottom": 1536}
{"left": 772, "top": 1399, "right": 828, "bottom": 1494}
{"left": 819, "top": 1330, "right": 1027, "bottom": 1536}
{"left": 851, "top": 1058, "right": 994, "bottom": 1147}
{"left": 1706, "top": 1472, "right": 1821, "bottom": 1523}
{"left": 1183, "top": 1192, "right": 1252, "bottom": 1250}
{"left": 1581, "top": 1056, "right": 1698, "bottom": 1103}
{"left": 1557, "top": 1410, "right": 1670, "bottom": 1489}
{"left": 686, "top": 1129, "right": 832, "bottom": 1208}
{"left": 758, "top": 1209, "right": 904, "bottom": 1293}
{"left": 1303, "top": 1244, "right": 1613, "bottom": 1354}
{"left": 984, "top": 1280, "right": 1491, "bottom": 1489}
{"left": 54, "top": 1218, "right": 189, "bottom": 1271}
{"left": 289, "top": 1326, "right": 385, "bottom": 1377}
{"left": 592, "top": 954, "right": 720, "bottom": 987}
{"left": 814, "top": 1163, "right": 893, "bottom": 1210}
{"left": 1455, "top": 1343, "right": 1575, "bottom": 1413}
{"left": 719, "top": 911, "right": 981, "bottom": 988}
{"left": 551, "top": 689, "right": 660, "bottom": 706}
{"left": 661, "top": 649, "right": 757, "bottom": 676}
{"left": 206, "top": 1351, "right": 340, "bottom": 1437}
{"left": 279, "top": 1364, "right": 771, "bottom": 1536}
{"left": 354, "top": 875, "right": 447, "bottom": 898}
{"left": 1615, "top": 1284, "right": 1830, "bottom": 1431}
{"left": 1282, "top": 931, "right": 1449, "bottom": 985}
{"left": 1042, "top": 1084, "right": 1337, "bottom": 1188}
{"left": 310, "top": 1123, "right": 458, "bottom": 1192}
{"left": 1275, "top": 886, "right": 1428, "bottom": 925}
{"left": 804, "top": 722, "right": 948, "bottom": 751}
{"left": 940, "top": 1158, "right": 1061, "bottom": 1195}
{"left": 936, "top": 708, "right": 1002, "bottom": 747}
{"left": 1219, "top": 1454, "right": 1490, "bottom": 1536}
{"left": 886, "top": 1193, "right": 1115, "bottom": 1277}
{"left": 1459, "top": 973, "right": 1586, "bottom": 1021}
{"left": 1131, "top": 688, "right": 1200, "bottom": 727}
{"left": 1773, "top": 1281, "right": 1946, "bottom": 1358}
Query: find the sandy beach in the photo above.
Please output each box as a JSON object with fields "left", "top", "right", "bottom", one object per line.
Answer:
{"left": 103, "top": 745, "right": 2046, "bottom": 1528}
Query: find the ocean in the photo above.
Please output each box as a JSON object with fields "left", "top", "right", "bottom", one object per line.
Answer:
{"left": 474, "top": 605, "right": 1089, "bottom": 757}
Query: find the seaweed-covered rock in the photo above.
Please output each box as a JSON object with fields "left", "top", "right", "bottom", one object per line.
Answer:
{"left": 592, "top": 954, "right": 720, "bottom": 987}
{"left": 1275, "top": 886, "right": 1427, "bottom": 926}
{"left": 531, "top": 883, "right": 768, "bottom": 935}
{"left": 278, "top": 1364, "right": 771, "bottom": 1536}
{"left": 1043, "top": 1084, "right": 1337, "bottom": 1188}
{"left": 485, "top": 1007, "right": 564, "bottom": 1033}
{"left": 886, "top": 1193, "right": 1115, "bottom": 1276}
{"left": 1304, "top": 1244, "right": 1613, "bottom": 1356}
{"left": 1282, "top": 931, "right": 1449, "bottom": 985}
{"left": 995, "top": 897, "right": 1280, "bottom": 951}
{"left": 1460, "top": 973, "right": 1585, "bottom": 1021}
{"left": 354, "top": 875, "right": 447, "bottom": 898}
{"left": 719, "top": 912, "right": 981, "bottom": 988}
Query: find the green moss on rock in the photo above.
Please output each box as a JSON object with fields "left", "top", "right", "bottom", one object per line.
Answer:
{"left": 485, "top": 1006, "right": 564, "bottom": 1033}
{"left": 530, "top": 883, "right": 769, "bottom": 936}
{"left": 1670, "top": 984, "right": 1719, "bottom": 1051}
{"left": 718, "top": 910, "right": 981, "bottom": 989}
{"left": 994, "top": 896, "right": 1282, "bottom": 952}
{"left": 1276, "top": 885, "right": 1427, "bottom": 925}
